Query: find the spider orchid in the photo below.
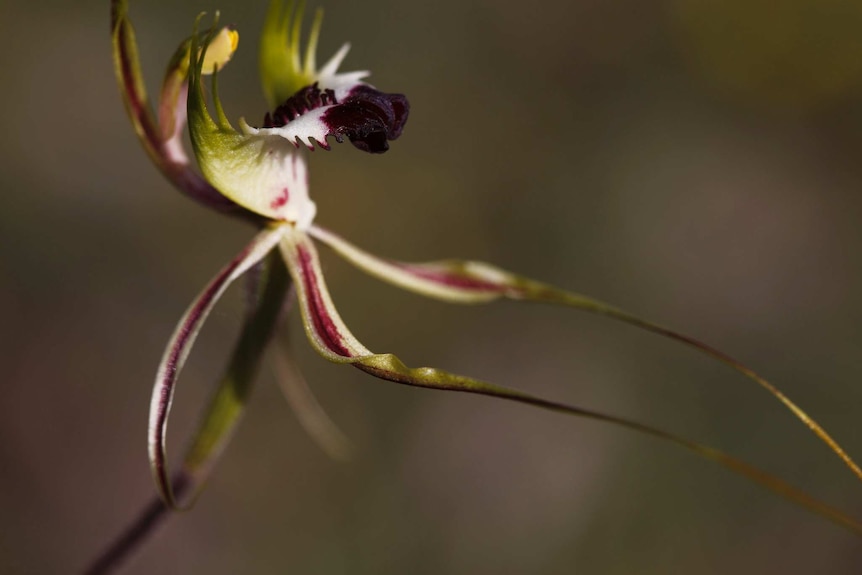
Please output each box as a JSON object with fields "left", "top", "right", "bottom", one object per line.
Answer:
{"left": 107, "top": 0, "right": 862, "bottom": 560}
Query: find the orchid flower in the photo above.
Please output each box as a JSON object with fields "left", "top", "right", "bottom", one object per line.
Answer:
{"left": 96, "top": 0, "right": 862, "bottom": 571}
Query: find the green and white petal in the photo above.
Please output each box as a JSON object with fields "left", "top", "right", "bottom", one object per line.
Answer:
{"left": 188, "top": 18, "right": 317, "bottom": 226}
{"left": 309, "top": 225, "right": 506, "bottom": 303}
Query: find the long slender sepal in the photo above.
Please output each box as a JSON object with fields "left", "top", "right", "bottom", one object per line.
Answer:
{"left": 83, "top": 252, "right": 290, "bottom": 574}
{"left": 110, "top": 0, "right": 160, "bottom": 166}
{"left": 282, "top": 227, "right": 862, "bottom": 535}
{"left": 181, "top": 252, "right": 291, "bottom": 485}
{"left": 309, "top": 224, "right": 862, "bottom": 486}
{"left": 149, "top": 225, "right": 284, "bottom": 509}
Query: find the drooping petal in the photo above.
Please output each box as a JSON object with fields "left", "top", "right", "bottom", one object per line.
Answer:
{"left": 149, "top": 225, "right": 285, "bottom": 508}
{"left": 309, "top": 225, "right": 862, "bottom": 487}
{"left": 187, "top": 17, "right": 317, "bottom": 225}
{"left": 110, "top": 0, "right": 249, "bottom": 219}
{"left": 278, "top": 227, "right": 862, "bottom": 535}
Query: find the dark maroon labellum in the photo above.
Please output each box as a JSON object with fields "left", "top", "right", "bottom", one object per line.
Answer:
{"left": 263, "top": 83, "right": 338, "bottom": 128}
{"left": 264, "top": 84, "right": 410, "bottom": 154}
{"left": 322, "top": 85, "right": 409, "bottom": 153}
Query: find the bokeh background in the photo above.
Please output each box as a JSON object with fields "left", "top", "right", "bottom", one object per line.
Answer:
{"left": 2, "top": 0, "right": 862, "bottom": 573}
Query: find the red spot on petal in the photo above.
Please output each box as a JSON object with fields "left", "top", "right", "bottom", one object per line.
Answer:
{"left": 270, "top": 187, "right": 290, "bottom": 210}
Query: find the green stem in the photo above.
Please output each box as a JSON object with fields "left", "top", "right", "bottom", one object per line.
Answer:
{"left": 81, "top": 253, "right": 290, "bottom": 575}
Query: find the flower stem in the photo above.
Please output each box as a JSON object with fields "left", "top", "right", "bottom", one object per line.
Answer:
{"left": 81, "top": 253, "right": 290, "bottom": 574}
{"left": 82, "top": 473, "right": 190, "bottom": 575}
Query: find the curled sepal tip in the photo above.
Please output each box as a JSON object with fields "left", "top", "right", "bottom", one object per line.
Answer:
{"left": 188, "top": 16, "right": 317, "bottom": 226}
{"left": 308, "top": 225, "right": 862, "bottom": 488}
{"left": 149, "top": 225, "right": 284, "bottom": 509}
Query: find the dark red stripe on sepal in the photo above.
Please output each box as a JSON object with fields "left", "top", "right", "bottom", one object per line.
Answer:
{"left": 296, "top": 244, "right": 354, "bottom": 358}
{"left": 110, "top": 1, "right": 256, "bottom": 222}
{"left": 149, "top": 226, "right": 284, "bottom": 508}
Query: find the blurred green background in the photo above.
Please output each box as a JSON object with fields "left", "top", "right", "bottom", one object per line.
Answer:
{"left": 2, "top": 0, "right": 862, "bottom": 573}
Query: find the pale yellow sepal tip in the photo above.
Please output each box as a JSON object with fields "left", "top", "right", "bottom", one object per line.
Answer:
{"left": 202, "top": 27, "right": 240, "bottom": 75}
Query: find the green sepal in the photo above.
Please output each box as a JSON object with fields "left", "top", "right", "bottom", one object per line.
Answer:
{"left": 187, "top": 14, "right": 318, "bottom": 224}
{"left": 259, "top": 0, "right": 324, "bottom": 108}
{"left": 182, "top": 252, "right": 290, "bottom": 484}
{"left": 351, "top": 354, "right": 862, "bottom": 537}
{"left": 111, "top": 0, "right": 253, "bottom": 219}
{"left": 187, "top": 16, "right": 268, "bottom": 215}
